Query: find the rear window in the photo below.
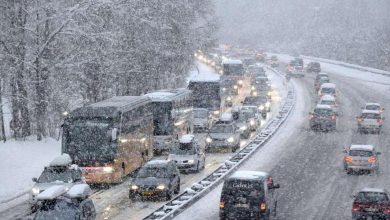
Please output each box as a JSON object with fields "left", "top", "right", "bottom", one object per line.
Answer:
{"left": 314, "top": 108, "right": 333, "bottom": 116}
{"left": 362, "top": 113, "right": 380, "bottom": 119}
{"left": 349, "top": 150, "right": 373, "bottom": 157}
{"left": 210, "top": 124, "right": 233, "bottom": 133}
{"left": 321, "top": 87, "right": 335, "bottom": 94}
{"left": 320, "top": 100, "right": 335, "bottom": 105}
{"left": 356, "top": 192, "right": 388, "bottom": 202}
{"left": 223, "top": 179, "right": 264, "bottom": 198}
{"left": 366, "top": 105, "right": 380, "bottom": 111}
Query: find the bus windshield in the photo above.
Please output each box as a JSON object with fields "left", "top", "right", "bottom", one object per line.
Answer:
{"left": 153, "top": 102, "right": 174, "bottom": 135}
{"left": 64, "top": 119, "right": 117, "bottom": 165}
{"left": 189, "top": 82, "right": 221, "bottom": 110}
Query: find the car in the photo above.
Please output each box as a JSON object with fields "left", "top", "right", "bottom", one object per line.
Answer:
{"left": 192, "top": 108, "right": 210, "bottom": 132}
{"left": 221, "top": 78, "right": 239, "bottom": 95}
{"left": 224, "top": 95, "right": 234, "bottom": 107}
{"left": 239, "top": 108, "right": 260, "bottom": 131}
{"left": 306, "top": 62, "right": 321, "bottom": 73}
{"left": 33, "top": 184, "right": 96, "bottom": 220}
{"left": 243, "top": 96, "right": 270, "bottom": 118}
{"left": 219, "top": 171, "right": 280, "bottom": 220}
{"left": 343, "top": 145, "right": 380, "bottom": 174}
{"left": 233, "top": 110, "right": 252, "bottom": 139}
{"left": 287, "top": 58, "right": 304, "bottom": 77}
{"left": 315, "top": 72, "right": 329, "bottom": 82}
{"left": 363, "top": 103, "right": 384, "bottom": 113}
{"left": 240, "top": 106, "right": 261, "bottom": 120}
{"left": 352, "top": 188, "right": 390, "bottom": 220}
{"left": 168, "top": 135, "right": 206, "bottom": 173}
{"left": 29, "top": 154, "right": 84, "bottom": 211}
{"left": 315, "top": 76, "right": 330, "bottom": 91}
{"left": 206, "top": 121, "right": 240, "bottom": 153}
{"left": 318, "top": 95, "right": 338, "bottom": 115}
{"left": 309, "top": 104, "right": 337, "bottom": 131}
{"left": 269, "top": 55, "right": 279, "bottom": 67}
{"left": 129, "top": 160, "right": 180, "bottom": 200}
{"left": 318, "top": 83, "right": 337, "bottom": 98}
{"left": 357, "top": 110, "right": 384, "bottom": 134}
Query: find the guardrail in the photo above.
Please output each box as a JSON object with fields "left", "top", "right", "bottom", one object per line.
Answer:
{"left": 143, "top": 66, "right": 296, "bottom": 220}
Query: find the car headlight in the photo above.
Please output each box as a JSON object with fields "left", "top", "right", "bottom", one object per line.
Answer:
{"left": 32, "top": 187, "right": 40, "bottom": 195}
{"left": 227, "top": 137, "right": 234, "bottom": 143}
{"left": 265, "top": 102, "right": 271, "bottom": 107}
{"left": 238, "top": 80, "right": 243, "bottom": 85}
{"left": 251, "top": 86, "right": 255, "bottom": 90}
{"left": 157, "top": 184, "right": 166, "bottom": 190}
{"left": 267, "top": 91, "right": 272, "bottom": 96}
{"left": 226, "top": 97, "right": 232, "bottom": 101}
{"left": 233, "top": 85, "right": 238, "bottom": 89}
{"left": 222, "top": 87, "right": 226, "bottom": 92}
{"left": 213, "top": 110, "right": 220, "bottom": 115}
{"left": 103, "top": 166, "right": 115, "bottom": 173}
{"left": 239, "top": 126, "right": 247, "bottom": 131}
{"left": 250, "top": 120, "right": 255, "bottom": 125}
{"left": 206, "top": 137, "right": 212, "bottom": 143}
{"left": 252, "top": 92, "right": 258, "bottom": 96}
{"left": 188, "top": 159, "right": 195, "bottom": 164}
{"left": 259, "top": 105, "right": 265, "bottom": 110}
{"left": 131, "top": 185, "right": 138, "bottom": 190}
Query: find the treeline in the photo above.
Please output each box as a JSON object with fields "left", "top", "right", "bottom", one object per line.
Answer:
{"left": 0, "top": 0, "right": 218, "bottom": 140}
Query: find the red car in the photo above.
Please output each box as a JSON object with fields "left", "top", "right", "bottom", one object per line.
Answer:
{"left": 352, "top": 188, "right": 390, "bottom": 219}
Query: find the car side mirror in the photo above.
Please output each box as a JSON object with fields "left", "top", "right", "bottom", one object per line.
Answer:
{"left": 32, "top": 177, "right": 38, "bottom": 182}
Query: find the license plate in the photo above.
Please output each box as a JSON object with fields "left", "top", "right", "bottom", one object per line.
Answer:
{"left": 143, "top": 191, "right": 154, "bottom": 195}
{"left": 365, "top": 207, "right": 378, "bottom": 212}
{"left": 235, "top": 203, "right": 249, "bottom": 208}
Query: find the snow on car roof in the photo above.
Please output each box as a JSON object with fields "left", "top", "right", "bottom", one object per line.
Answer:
{"left": 36, "top": 185, "right": 67, "bottom": 200}
{"left": 145, "top": 160, "right": 170, "bottom": 167}
{"left": 49, "top": 154, "right": 72, "bottom": 167}
{"left": 366, "top": 103, "right": 380, "bottom": 106}
{"left": 179, "top": 135, "right": 195, "bottom": 143}
{"left": 315, "top": 104, "right": 332, "bottom": 109}
{"left": 350, "top": 145, "right": 374, "bottom": 151}
{"left": 321, "top": 83, "right": 336, "bottom": 88}
{"left": 146, "top": 88, "right": 191, "bottom": 102}
{"left": 318, "top": 72, "right": 328, "bottom": 76}
{"left": 230, "top": 171, "right": 268, "bottom": 180}
{"left": 360, "top": 188, "right": 386, "bottom": 193}
{"left": 220, "top": 113, "right": 233, "bottom": 121}
{"left": 222, "top": 59, "right": 243, "bottom": 65}
{"left": 65, "top": 184, "right": 92, "bottom": 199}
{"left": 362, "top": 109, "right": 380, "bottom": 114}
{"left": 188, "top": 72, "right": 220, "bottom": 82}
{"left": 320, "top": 95, "right": 335, "bottom": 101}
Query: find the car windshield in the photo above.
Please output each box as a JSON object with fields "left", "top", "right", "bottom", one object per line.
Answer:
{"left": 362, "top": 113, "right": 380, "bottom": 119}
{"left": 193, "top": 110, "right": 208, "bottom": 118}
{"left": 137, "top": 167, "right": 168, "bottom": 178}
{"left": 241, "top": 107, "right": 257, "bottom": 115}
{"left": 314, "top": 108, "right": 333, "bottom": 116}
{"left": 171, "top": 142, "right": 195, "bottom": 155}
{"left": 320, "top": 100, "right": 335, "bottom": 105}
{"left": 34, "top": 200, "right": 78, "bottom": 220}
{"left": 210, "top": 124, "right": 233, "bottom": 133}
{"left": 223, "top": 64, "right": 244, "bottom": 75}
{"left": 366, "top": 105, "right": 380, "bottom": 110}
{"left": 238, "top": 111, "right": 255, "bottom": 121}
{"left": 321, "top": 87, "right": 335, "bottom": 94}
{"left": 349, "top": 150, "right": 373, "bottom": 157}
{"left": 356, "top": 192, "right": 388, "bottom": 202}
{"left": 38, "top": 167, "right": 74, "bottom": 183}
{"left": 244, "top": 97, "right": 265, "bottom": 105}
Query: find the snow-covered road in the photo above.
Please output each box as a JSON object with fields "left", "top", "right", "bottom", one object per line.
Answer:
{"left": 174, "top": 60, "right": 390, "bottom": 219}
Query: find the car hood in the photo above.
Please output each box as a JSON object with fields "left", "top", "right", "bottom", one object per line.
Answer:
{"left": 33, "top": 182, "right": 75, "bottom": 192}
{"left": 168, "top": 154, "right": 195, "bottom": 162}
{"left": 209, "top": 133, "right": 231, "bottom": 139}
{"left": 132, "top": 177, "right": 169, "bottom": 187}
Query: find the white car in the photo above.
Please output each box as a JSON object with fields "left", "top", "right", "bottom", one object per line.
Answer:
{"left": 357, "top": 110, "right": 384, "bottom": 134}
{"left": 319, "top": 95, "right": 338, "bottom": 115}
{"left": 29, "top": 154, "right": 84, "bottom": 210}
{"left": 363, "top": 103, "right": 384, "bottom": 113}
{"left": 318, "top": 83, "right": 337, "bottom": 98}
{"left": 168, "top": 135, "right": 206, "bottom": 173}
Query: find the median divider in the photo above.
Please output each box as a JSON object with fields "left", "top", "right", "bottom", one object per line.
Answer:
{"left": 143, "top": 66, "right": 296, "bottom": 220}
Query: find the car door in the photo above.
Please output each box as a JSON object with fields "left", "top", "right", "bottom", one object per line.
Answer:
{"left": 80, "top": 199, "right": 96, "bottom": 220}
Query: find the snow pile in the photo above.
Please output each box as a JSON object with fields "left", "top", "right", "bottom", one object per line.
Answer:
{"left": 66, "top": 184, "right": 91, "bottom": 199}
{"left": 36, "top": 185, "right": 67, "bottom": 200}
{"left": 49, "top": 154, "right": 72, "bottom": 167}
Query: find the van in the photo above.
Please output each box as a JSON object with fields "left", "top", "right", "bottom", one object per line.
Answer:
{"left": 219, "top": 171, "right": 280, "bottom": 220}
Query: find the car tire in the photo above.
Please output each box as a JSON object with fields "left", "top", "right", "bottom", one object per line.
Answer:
{"left": 174, "top": 180, "right": 180, "bottom": 194}
{"left": 166, "top": 189, "right": 173, "bottom": 200}
{"left": 196, "top": 162, "right": 200, "bottom": 172}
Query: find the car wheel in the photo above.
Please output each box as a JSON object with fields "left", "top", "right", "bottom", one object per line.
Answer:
{"left": 166, "top": 189, "right": 173, "bottom": 200}
{"left": 174, "top": 180, "right": 180, "bottom": 194}
{"left": 196, "top": 162, "right": 200, "bottom": 172}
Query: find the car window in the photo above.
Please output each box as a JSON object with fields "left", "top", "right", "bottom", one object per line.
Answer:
{"left": 362, "top": 113, "right": 381, "bottom": 119}
{"left": 349, "top": 150, "right": 373, "bottom": 157}
{"left": 223, "top": 179, "right": 264, "bottom": 199}
{"left": 366, "top": 105, "right": 380, "bottom": 110}
{"left": 38, "top": 167, "right": 74, "bottom": 183}
{"left": 356, "top": 192, "right": 388, "bottom": 202}
{"left": 34, "top": 200, "right": 78, "bottom": 220}
{"left": 210, "top": 124, "right": 233, "bottom": 133}
{"left": 137, "top": 166, "right": 168, "bottom": 178}
{"left": 321, "top": 87, "right": 335, "bottom": 94}
{"left": 320, "top": 100, "right": 334, "bottom": 105}
{"left": 170, "top": 142, "right": 195, "bottom": 155}
{"left": 81, "top": 201, "right": 95, "bottom": 220}
{"left": 314, "top": 108, "right": 333, "bottom": 116}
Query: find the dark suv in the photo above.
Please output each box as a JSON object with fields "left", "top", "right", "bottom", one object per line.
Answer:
{"left": 129, "top": 160, "right": 180, "bottom": 200}
{"left": 307, "top": 62, "right": 321, "bottom": 73}
{"left": 352, "top": 188, "right": 390, "bottom": 220}
{"left": 220, "top": 171, "right": 280, "bottom": 220}
{"left": 309, "top": 104, "right": 337, "bottom": 131}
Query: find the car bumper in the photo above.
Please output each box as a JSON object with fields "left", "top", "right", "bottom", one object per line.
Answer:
{"left": 352, "top": 211, "right": 390, "bottom": 219}
{"left": 206, "top": 142, "right": 235, "bottom": 150}
{"left": 346, "top": 164, "right": 378, "bottom": 171}
{"left": 130, "top": 189, "right": 168, "bottom": 198}
{"left": 176, "top": 163, "right": 197, "bottom": 172}
{"left": 310, "top": 121, "right": 336, "bottom": 129}
{"left": 359, "top": 125, "right": 381, "bottom": 131}
{"left": 220, "top": 209, "right": 268, "bottom": 219}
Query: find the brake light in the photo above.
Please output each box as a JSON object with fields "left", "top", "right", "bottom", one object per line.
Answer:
{"left": 344, "top": 156, "right": 353, "bottom": 163}
{"left": 357, "top": 118, "right": 363, "bottom": 123}
{"left": 332, "top": 115, "right": 336, "bottom": 120}
{"left": 219, "top": 201, "right": 225, "bottom": 209}
{"left": 260, "top": 202, "right": 267, "bottom": 212}
{"left": 352, "top": 203, "right": 360, "bottom": 212}
{"left": 309, "top": 114, "right": 314, "bottom": 120}
{"left": 384, "top": 208, "right": 390, "bottom": 214}
{"left": 368, "top": 156, "right": 376, "bottom": 164}
{"left": 377, "top": 119, "right": 383, "bottom": 124}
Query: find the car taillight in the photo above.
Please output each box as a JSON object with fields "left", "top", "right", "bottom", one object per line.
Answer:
{"left": 384, "top": 208, "right": 390, "bottom": 214}
{"left": 368, "top": 156, "right": 376, "bottom": 164}
{"left": 357, "top": 118, "right": 363, "bottom": 123}
{"left": 332, "top": 115, "right": 336, "bottom": 120}
{"left": 377, "top": 119, "right": 383, "bottom": 124}
{"left": 309, "top": 114, "right": 314, "bottom": 120}
{"left": 219, "top": 201, "right": 225, "bottom": 209}
{"left": 259, "top": 202, "right": 267, "bottom": 212}
{"left": 344, "top": 156, "right": 353, "bottom": 163}
{"left": 352, "top": 203, "right": 360, "bottom": 212}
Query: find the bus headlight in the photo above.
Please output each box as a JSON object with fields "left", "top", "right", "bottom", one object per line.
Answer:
{"left": 238, "top": 80, "right": 243, "bottom": 85}
{"left": 131, "top": 185, "right": 139, "bottom": 190}
{"left": 227, "top": 137, "right": 234, "bottom": 143}
{"left": 157, "top": 184, "right": 166, "bottom": 190}
{"left": 32, "top": 187, "right": 40, "bottom": 195}
{"left": 206, "top": 137, "right": 212, "bottom": 143}
{"left": 103, "top": 166, "right": 115, "bottom": 173}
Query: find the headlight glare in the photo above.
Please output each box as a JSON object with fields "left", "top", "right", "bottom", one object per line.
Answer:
{"left": 206, "top": 137, "right": 212, "bottom": 143}
{"left": 32, "top": 187, "right": 40, "bottom": 195}
{"left": 131, "top": 185, "right": 138, "bottom": 190}
{"left": 157, "top": 184, "right": 166, "bottom": 190}
{"left": 227, "top": 137, "right": 234, "bottom": 143}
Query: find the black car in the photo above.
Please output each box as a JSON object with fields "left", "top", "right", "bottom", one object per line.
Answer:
{"left": 352, "top": 188, "right": 390, "bottom": 220}
{"left": 307, "top": 62, "right": 321, "bottom": 73}
{"left": 219, "top": 171, "right": 280, "bottom": 220}
{"left": 129, "top": 160, "right": 180, "bottom": 200}
{"left": 243, "top": 96, "right": 269, "bottom": 118}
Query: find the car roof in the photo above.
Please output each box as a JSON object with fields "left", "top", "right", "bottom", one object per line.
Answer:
{"left": 229, "top": 171, "right": 268, "bottom": 181}
{"left": 179, "top": 135, "right": 195, "bottom": 144}
{"left": 145, "top": 160, "right": 170, "bottom": 167}
{"left": 320, "top": 95, "right": 336, "bottom": 101}
{"left": 366, "top": 103, "right": 380, "bottom": 106}
{"left": 321, "top": 83, "right": 336, "bottom": 88}
{"left": 220, "top": 112, "right": 233, "bottom": 121}
{"left": 222, "top": 59, "right": 243, "bottom": 65}
{"left": 49, "top": 154, "right": 72, "bottom": 167}
{"left": 315, "top": 104, "right": 332, "bottom": 110}
{"left": 350, "top": 145, "right": 374, "bottom": 151}
{"left": 359, "top": 188, "right": 386, "bottom": 193}
{"left": 362, "top": 109, "right": 381, "bottom": 114}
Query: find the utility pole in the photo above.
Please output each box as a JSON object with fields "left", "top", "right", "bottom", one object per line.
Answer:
{"left": 0, "top": 77, "right": 6, "bottom": 142}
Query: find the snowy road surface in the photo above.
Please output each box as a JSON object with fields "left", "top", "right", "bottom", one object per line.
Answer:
{"left": 175, "top": 63, "right": 390, "bottom": 220}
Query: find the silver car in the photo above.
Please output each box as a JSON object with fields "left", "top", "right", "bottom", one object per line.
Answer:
{"left": 206, "top": 122, "right": 240, "bottom": 153}
{"left": 193, "top": 108, "right": 210, "bottom": 132}
{"left": 343, "top": 145, "right": 380, "bottom": 174}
